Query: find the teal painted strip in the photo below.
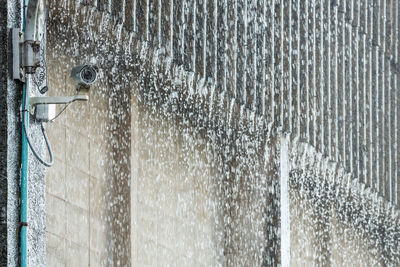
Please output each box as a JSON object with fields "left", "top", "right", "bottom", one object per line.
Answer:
{"left": 20, "top": 83, "right": 28, "bottom": 267}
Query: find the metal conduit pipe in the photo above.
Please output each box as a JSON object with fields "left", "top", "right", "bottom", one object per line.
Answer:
{"left": 20, "top": 0, "right": 43, "bottom": 266}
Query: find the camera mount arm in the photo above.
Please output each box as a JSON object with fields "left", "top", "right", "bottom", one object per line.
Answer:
{"left": 29, "top": 94, "right": 89, "bottom": 122}
{"left": 29, "top": 94, "right": 88, "bottom": 112}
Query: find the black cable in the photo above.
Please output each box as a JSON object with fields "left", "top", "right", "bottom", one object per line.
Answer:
{"left": 22, "top": 109, "right": 54, "bottom": 167}
{"left": 50, "top": 102, "right": 71, "bottom": 122}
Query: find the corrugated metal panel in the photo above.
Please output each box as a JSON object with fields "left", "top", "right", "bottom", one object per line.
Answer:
{"left": 84, "top": 0, "right": 400, "bottom": 205}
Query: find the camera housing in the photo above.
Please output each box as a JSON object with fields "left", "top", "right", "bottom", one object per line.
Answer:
{"left": 70, "top": 64, "right": 99, "bottom": 93}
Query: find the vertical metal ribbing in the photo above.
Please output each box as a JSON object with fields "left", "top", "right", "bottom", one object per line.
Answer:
{"left": 172, "top": 0, "right": 183, "bottom": 64}
{"left": 255, "top": 0, "right": 264, "bottom": 113}
{"left": 202, "top": 0, "right": 207, "bottom": 79}
{"left": 216, "top": 0, "right": 227, "bottom": 92}
{"left": 273, "top": 0, "right": 282, "bottom": 124}
{"left": 387, "top": 0, "right": 394, "bottom": 202}
{"left": 382, "top": 0, "right": 389, "bottom": 201}
{"left": 309, "top": 0, "right": 319, "bottom": 148}
{"left": 281, "top": 0, "right": 290, "bottom": 131}
{"left": 374, "top": 1, "right": 381, "bottom": 193}
{"left": 134, "top": 0, "right": 137, "bottom": 32}
{"left": 251, "top": 0, "right": 259, "bottom": 111}
{"left": 246, "top": 0, "right": 255, "bottom": 110}
{"left": 147, "top": 0, "right": 159, "bottom": 45}
{"left": 316, "top": 0, "right": 323, "bottom": 154}
{"left": 181, "top": 1, "right": 195, "bottom": 71}
{"left": 195, "top": 0, "right": 204, "bottom": 76}
{"left": 145, "top": 0, "right": 149, "bottom": 40}
{"left": 213, "top": 0, "right": 218, "bottom": 85}
{"left": 136, "top": 0, "right": 147, "bottom": 40}
{"left": 311, "top": 0, "right": 316, "bottom": 146}
{"left": 364, "top": 0, "right": 372, "bottom": 187}
{"left": 226, "top": 0, "right": 236, "bottom": 98}
{"left": 325, "top": 0, "right": 332, "bottom": 158}
{"left": 351, "top": 0, "right": 360, "bottom": 179}
{"left": 337, "top": 1, "right": 346, "bottom": 167}
{"left": 344, "top": 1, "right": 352, "bottom": 174}
{"left": 265, "top": 0, "right": 274, "bottom": 123}
{"left": 261, "top": 0, "right": 267, "bottom": 116}
{"left": 157, "top": 0, "right": 161, "bottom": 48}
{"left": 271, "top": 0, "right": 276, "bottom": 122}
{"left": 361, "top": 0, "right": 368, "bottom": 185}
{"left": 243, "top": 0, "right": 248, "bottom": 105}
{"left": 299, "top": 0, "right": 307, "bottom": 141}
{"left": 288, "top": 0, "right": 293, "bottom": 133}
{"left": 313, "top": 0, "right": 324, "bottom": 152}
{"left": 184, "top": 0, "right": 194, "bottom": 71}
{"left": 169, "top": 0, "right": 174, "bottom": 57}
{"left": 378, "top": 0, "right": 385, "bottom": 199}
{"left": 160, "top": 0, "right": 172, "bottom": 55}
{"left": 370, "top": 0, "right": 378, "bottom": 192}
{"left": 322, "top": 0, "right": 330, "bottom": 157}
{"left": 395, "top": 0, "right": 399, "bottom": 206}
{"left": 277, "top": 0, "right": 283, "bottom": 125}
{"left": 388, "top": 0, "right": 395, "bottom": 204}
{"left": 192, "top": 0, "right": 197, "bottom": 74}
{"left": 97, "top": 0, "right": 108, "bottom": 12}
{"left": 288, "top": 0, "right": 292, "bottom": 132}
{"left": 206, "top": 0, "right": 216, "bottom": 80}
{"left": 291, "top": 0, "right": 299, "bottom": 136}
{"left": 236, "top": 0, "right": 246, "bottom": 103}
{"left": 124, "top": 0, "right": 135, "bottom": 31}
{"left": 81, "top": 0, "right": 96, "bottom": 7}
{"left": 332, "top": 2, "right": 339, "bottom": 161}
{"left": 111, "top": 0, "right": 123, "bottom": 22}
{"left": 341, "top": 0, "right": 346, "bottom": 170}
{"left": 358, "top": 0, "right": 365, "bottom": 184}
{"left": 367, "top": 0, "right": 373, "bottom": 189}
{"left": 296, "top": 0, "right": 302, "bottom": 137}
{"left": 306, "top": 0, "right": 311, "bottom": 143}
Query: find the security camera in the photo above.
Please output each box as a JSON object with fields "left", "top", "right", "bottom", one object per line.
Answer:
{"left": 70, "top": 64, "right": 98, "bottom": 92}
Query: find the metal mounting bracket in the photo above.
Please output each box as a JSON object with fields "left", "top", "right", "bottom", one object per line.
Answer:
{"left": 12, "top": 27, "right": 41, "bottom": 81}
{"left": 12, "top": 28, "right": 25, "bottom": 81}
{"left": 29, "top": 94, "right": 89, "bottom": 115}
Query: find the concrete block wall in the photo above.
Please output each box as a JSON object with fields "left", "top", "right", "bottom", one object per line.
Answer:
{"left": 44, "top": 46, "right": 131, "bottom": 265}
{"left": 45, "top": 54, "right": 93, "bottom": 266}
{"left": 131, "top": 97, "right": 220, "bottom": 266}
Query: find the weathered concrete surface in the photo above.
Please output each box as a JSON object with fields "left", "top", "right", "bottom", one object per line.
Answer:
{"left": 0, "top": 0, "right": 10, "bottom": 264}
{"left": 2, "top": 0, "right": 21, "bottom": 266}
{"left": 1, "top": 0, "right": 48, "bottom": 265}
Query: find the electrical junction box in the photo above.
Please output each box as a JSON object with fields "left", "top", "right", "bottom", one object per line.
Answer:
{"left": 34, "top": 104, "right": 56, "bottom": 122}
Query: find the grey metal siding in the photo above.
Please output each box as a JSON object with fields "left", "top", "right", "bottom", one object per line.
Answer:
{"left": 80, "top": 0, "right": 400, "bottom": 205}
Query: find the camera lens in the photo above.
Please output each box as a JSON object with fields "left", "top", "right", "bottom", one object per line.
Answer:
{"left": 80, "top": 66, "right": 97, "bottom": 84}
